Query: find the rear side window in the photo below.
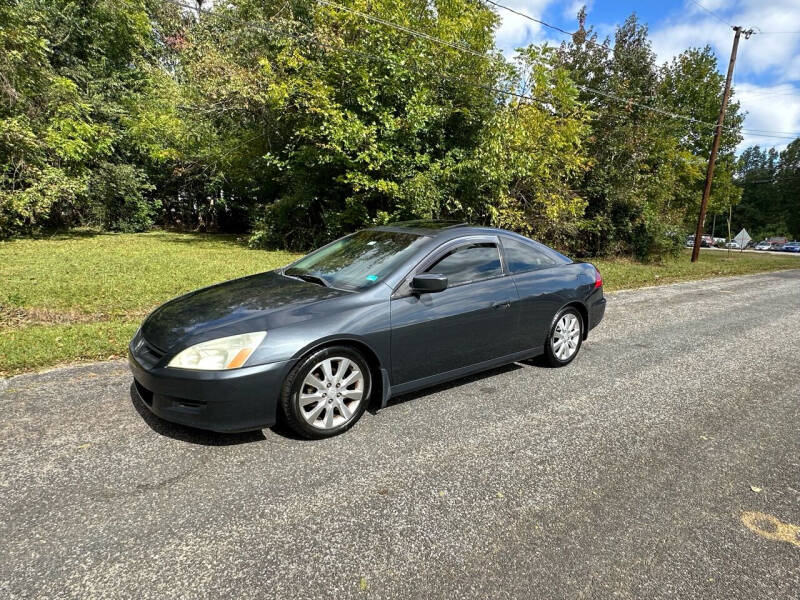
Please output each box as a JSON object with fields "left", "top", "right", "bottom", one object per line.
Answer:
{"left": 426, "top": 243, "right": 502, "bottom": 286}
{"left": 501, "top": 237, "right": 558, "bottom": 273}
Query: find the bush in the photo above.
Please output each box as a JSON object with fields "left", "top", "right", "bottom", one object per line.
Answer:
{"left": 88, "top": 162, "right": 155, "bottom": 232}
{"left": 631, "top": 208, "right": 683, "bottom": 261}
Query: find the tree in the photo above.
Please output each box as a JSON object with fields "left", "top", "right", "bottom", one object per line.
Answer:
{"left": 734, "top": 141, "right": 800, "bottom": 240}
{"left": 2, "top": 0, "right": 761, "bottom": 258}
{"left": 660, "top": 46, "right": 743, "bottom": 232}
{"left": 0, "top": 0, "right": 165, "bottom": 235}
{"left": 554, "top": 11, "right": 744, "bottom": 259}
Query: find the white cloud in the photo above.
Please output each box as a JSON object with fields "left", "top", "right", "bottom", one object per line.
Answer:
{"left": 686, "top": 0, "right": 731, "bottom": 16}
{"left": 562, "top": 0, "right": 591, "bottom": 21}
{"left": 735, "top": 83, "right": 800, "bottom": 152}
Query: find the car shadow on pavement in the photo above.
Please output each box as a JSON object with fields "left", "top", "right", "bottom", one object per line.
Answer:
{"left": 129, "top": 385, "right": 266, "bottom": 446}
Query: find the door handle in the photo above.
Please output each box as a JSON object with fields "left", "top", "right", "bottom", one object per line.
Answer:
{"left": 491, "top": 299, "right": 511, "bottom": 309}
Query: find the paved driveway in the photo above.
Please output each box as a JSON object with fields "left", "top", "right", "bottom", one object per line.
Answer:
{"left": 2, "top": 271, "right": 799, "bottom": 599}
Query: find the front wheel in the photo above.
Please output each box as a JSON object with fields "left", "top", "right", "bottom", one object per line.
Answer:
{"left": 280, "top": 346, "right": 372, "bottom": 439}
{"left": 543, "top": 307, "right": 583, "bottom": 367}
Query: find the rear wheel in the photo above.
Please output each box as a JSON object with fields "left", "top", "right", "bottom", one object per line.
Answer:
{"left": 280, "top": 346, "right": 371, "bottom": 439}
{"left": 543, "top": 307, "right": 583, "bottom": 367}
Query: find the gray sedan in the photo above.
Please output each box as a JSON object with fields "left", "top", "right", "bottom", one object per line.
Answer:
{"left": 129, "top": 221, "right": 606, "bottom": 438}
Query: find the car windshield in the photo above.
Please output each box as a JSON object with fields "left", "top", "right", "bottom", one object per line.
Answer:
{"left": 283, "top": 230, "right": 428, "bottom": 291}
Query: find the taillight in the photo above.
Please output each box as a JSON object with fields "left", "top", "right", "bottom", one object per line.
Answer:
{"left": 593, "top": 266, "right": 603, "bottom": 289}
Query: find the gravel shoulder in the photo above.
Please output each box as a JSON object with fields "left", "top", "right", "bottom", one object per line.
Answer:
{"left": 1, "top": 270, "right": 799, "bottom": 599}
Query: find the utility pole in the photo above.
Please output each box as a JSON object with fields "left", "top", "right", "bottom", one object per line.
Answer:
{"left": 691, "top": 25, "right": 753, "bottom": 263}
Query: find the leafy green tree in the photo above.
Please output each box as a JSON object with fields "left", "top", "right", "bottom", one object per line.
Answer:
{"left": 0, "top": 0, "right": 164, "bottom": 235}
{"left": 734, "top": 141, "right": 800, "bottom": 240}
{"left": 775, "top": 140, "right": 800, "bottom": 238}
{"left": 555, "top": 13, "right": 679, "bottom": 258}
{"left": 554, "top": 10, "right": 745, "bottom": 259}
{"left": 3, "top": 0, "right": 764, "bottom": 259}
{"left": 660, "top": 46, "right": 743, "bottom": 232}
{"left": 458, "top": 47, "right": 590, "bottom": 250}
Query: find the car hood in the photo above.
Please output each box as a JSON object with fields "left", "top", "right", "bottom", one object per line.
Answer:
{"left": 141, "top": 271, "right": 348, "bottom": 352}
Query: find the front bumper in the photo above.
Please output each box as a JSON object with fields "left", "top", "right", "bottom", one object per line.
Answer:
{"left": 128, "top": 350, "right": 294, "bottom": 433}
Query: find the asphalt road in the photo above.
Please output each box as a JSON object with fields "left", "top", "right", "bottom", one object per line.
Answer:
{"left": 2, "top": 270, "right": 799, "bottom": 599}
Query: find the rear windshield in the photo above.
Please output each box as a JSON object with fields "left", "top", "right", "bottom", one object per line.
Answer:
{"left": 284, "top": 230, "right": 427, "bottom": 290}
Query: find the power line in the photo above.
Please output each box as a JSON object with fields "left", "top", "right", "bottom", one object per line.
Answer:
{"left": 738, "top": 89, "right": 800, "bottom": 99}
{"left": 161, "top": 0, "right": 800, "bottom": 141}
{"left": 754, "top": 30, "right": 800, "bottom": 35}
{"left": 319, "top": 0, "right": 727, "bottom": 134}
{"left": 320, "top": 0, "right": 738, "bottom": 135}
{"left": 159, "top": 0, "right": 559, "bottom": 110}
{"left": 478, "top": 0, "right": 800, "bottom": 139}
{"left": 740, "top": 128, "right": 800, "bottom": 138}
{"left": 482, "top": 0, "right": 575, "bottom": 38}
{"left": 320, "top": 1, "right": 800, "bottom": 139}
{"left": 570, "top": 83, "right": 800, "bottom": 139}
{"left": 688, "top": 0, "right": 732, "bottom": 27}
{"left": 316, "top": 0, "right": 487, "bottom": 58}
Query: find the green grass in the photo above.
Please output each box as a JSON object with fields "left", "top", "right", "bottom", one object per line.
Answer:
{"left": 1, "top": 230, "right": 298, "bottom": 314}
{"left": 0, "top": 319, "right": 140, "bottom": 375}
{"left": 594, "top": 249, "right": 800, "bottom": 292}
{"left": 1, "top": 232, "right": 798, "bottom": 375}
{"left": 1, "top": 231, "right": 300, "bottom": 375}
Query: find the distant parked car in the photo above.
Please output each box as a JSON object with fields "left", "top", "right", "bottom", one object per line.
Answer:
{"left": 713, "top": 237, "right": 726, "bottom": 247}
{"left": 725, "top": 240, "right": 741, "bottom": 249}
{"left": 694, "top": 235, "right": 714, "bottom": 247}
{"left": 684, "top": 235, "right": 714, "bottom": 248}
{"left": 770, "top": 243, "right": 785, "bottom": 251}
{"left": 782, "top": 242, "right": 800, "bottom": 253}
{"left": 754, "top": 242, "right": 771, "bottom": 251}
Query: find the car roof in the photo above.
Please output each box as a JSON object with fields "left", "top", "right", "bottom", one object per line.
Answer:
{"left": 371, "top": 220, "right": 471, "bottom": 235}
{"left": 369, "top": 221, "right": 572, "bottom": 269}
{"left": 372, "top": 220, "right": 516, "bottom": 240}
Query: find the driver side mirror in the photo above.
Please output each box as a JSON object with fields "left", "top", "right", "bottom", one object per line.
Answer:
{"left": 411, "top": 273, "right": 448, "bottom": 294}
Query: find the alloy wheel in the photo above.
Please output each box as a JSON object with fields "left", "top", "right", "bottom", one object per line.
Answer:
{"left": 299, "top": 357, "right": 365, "bottom": 430}
{"left": 552, "top": 313, "right": 581, "bottom": 361}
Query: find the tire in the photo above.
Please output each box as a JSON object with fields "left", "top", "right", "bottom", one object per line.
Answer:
{"left": 543, "top": 307, "right": 584, "bottom": 368}
{"left": 280, "top": 345, "right": 372, "bottom": 439}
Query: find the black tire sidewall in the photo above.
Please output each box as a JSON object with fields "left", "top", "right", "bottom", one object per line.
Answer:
{"left": 281, "top": 346, "right": 372, "bottom": 439}
{"left": 544, "top": 307, "right": 583, "bottom": 367}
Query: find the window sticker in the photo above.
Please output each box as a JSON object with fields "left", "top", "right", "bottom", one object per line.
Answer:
{"left": 365, "top": 274, "right": 379, "bottom": 282}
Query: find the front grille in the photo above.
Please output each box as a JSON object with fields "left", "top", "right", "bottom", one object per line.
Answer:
{"left": 139, "top": 339, "right": 164, "bottom": 362}
{"left": 132, "top": 330, "right": 166, "bottom": 368}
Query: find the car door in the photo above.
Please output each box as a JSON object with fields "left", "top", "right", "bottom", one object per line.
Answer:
{"left": 499, "top": 235, "right": 578, "bottom": 351}
{"left": 389, "top": 236, "right": 520, "bottom": 386}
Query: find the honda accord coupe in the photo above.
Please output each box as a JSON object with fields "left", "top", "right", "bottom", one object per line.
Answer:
{"left": 129, "top": 221, "right": 606, "bottom": 438}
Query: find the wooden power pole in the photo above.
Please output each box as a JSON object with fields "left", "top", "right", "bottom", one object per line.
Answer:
{"left": 691, "top": 26, "right": 753, "bottom": 262}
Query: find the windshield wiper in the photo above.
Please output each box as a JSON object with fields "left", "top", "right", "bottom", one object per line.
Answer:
{"left": 287, "top": 271, "right": 331, "bottom": 288}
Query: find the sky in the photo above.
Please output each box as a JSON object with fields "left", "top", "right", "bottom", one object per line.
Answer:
{"left": 491, "top": 0, "right": 800, "bottom": 153}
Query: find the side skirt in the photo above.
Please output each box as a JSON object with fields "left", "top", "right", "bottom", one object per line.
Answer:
{"left": 381, "top": 346, "right": 544, "bottom": 407}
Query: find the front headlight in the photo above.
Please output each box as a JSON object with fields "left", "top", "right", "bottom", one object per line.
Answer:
{"left": 167, "top": 332, "right": 267, "bottom": 370}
